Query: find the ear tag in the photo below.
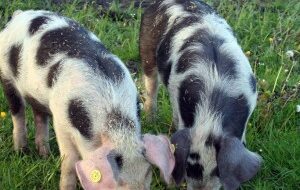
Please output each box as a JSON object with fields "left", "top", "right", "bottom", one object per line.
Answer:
{"left": 90, "top": 169, "right": 102, "bottom": 183}
{"left": 170, "top": 144, "right": 176, "bottom": 154}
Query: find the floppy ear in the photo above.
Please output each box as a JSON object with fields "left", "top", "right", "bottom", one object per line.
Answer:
{"left": 170, "top": 128, "right": 191, "bottom": 185}
{"left": 217, "top": 137, "right": 262, "bottom": 190}
{"left": 143, "top": 134, "right": 175, "bottom": 184}
{"left": 75, "top": 146, "right": 118, "bottom": 190}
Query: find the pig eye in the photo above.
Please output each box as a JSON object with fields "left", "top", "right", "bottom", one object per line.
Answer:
{"left": 115, "top": 154, "right": 123, "bottom": 169}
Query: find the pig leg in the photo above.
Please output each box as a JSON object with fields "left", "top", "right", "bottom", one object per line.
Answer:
{"left": 140, "top": 39, "right": 159, "bottom": 117}
{"left": 0, "top": 78, "right": 28, "bottom": 152}
{"left": 171, "top": 108, "right": 180, "bottom": 129}
{"left": 55, "top": 126, "right": 80, "bottom": 190}
{"left": 50, "top": 95, "right": 80, "bottom": 189}
{"left": 32, "top": 108, "right": 50, "bottom": 157}
{"left": 60, "top": 148, "right": 80, "bottom": 190}
{"left": 140, "top": 12, "right": 162, "bottom": 118}
{"left": 12, "top": 108, "right": 27, "bottom": 152}
{"left": 143, "top": 72, "right": 158, "bottom": 117}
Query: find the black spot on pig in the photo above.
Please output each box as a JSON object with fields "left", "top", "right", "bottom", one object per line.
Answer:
{"left": 179, "top": 75, "right": 205, "bottom": 128}
{"left": 36, "top": 19, "right": 124, "bottom": 82}
{"left": 68, "top": 98, "right": 92, "bottom": 139}
{"left": 205, "top": 133, "right": 218, "bottom": 147}
{"left": 93, "top": 56, "right": 124, "bottom": 83}
{"left": 47, "top": 61, "right": 62, "bottom": 87}
{"left": 179, "top": 29, "right": 237, "bottom": 78}
{"left": 106, "top": 109, "right": 135, "bottom": 129}
{"left": 171, "top": 128, "right": 191, "bottom": 185}
{"left": 179, "top": 29, "right": 212, "bottom": 52}
{"left": 249, "top": 75, "right": 256, "bottom": 93}
{"left": 29, "top": 16, "right": 50, "bottom": 35}
{"left": 9, "top": 44, "right": 22, "bottom": 78}
{"left": 189, "top": 152, "right": 200, "bottom": 160}
{"left": 210, "top": 166, "right": 219, "bottom": 177}
{"left": 0, "top": 77, "right": 23, "bottom": 115}
{"left": 159, "top": 62, "right": 172, "bottom": 86}
{"left": 210, "top": 88, "right": 249, "bottom": 138}
{"left": 214, "top": 50, "right": 237, "bottom": 79}
{"left": 157, "top": 16, "right": 200, "bottom": 86}
{"left": 136, "top": 96, "right": 141, "bottom": 119}
{"left": 186, "top": 162, "right": 204, "bottom": 180}
{"left": 157, "top": 16, "right": 199, "bottom": 65}
{"left": 176, "top": 49, "right": 199, "bottom": 73}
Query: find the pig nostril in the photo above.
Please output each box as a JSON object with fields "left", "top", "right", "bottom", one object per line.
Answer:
{"left": 115, "top": 154, "right": 123, "bottom": 169}
{"left": 118, "top": 178, "right": 127, "bottom": 187}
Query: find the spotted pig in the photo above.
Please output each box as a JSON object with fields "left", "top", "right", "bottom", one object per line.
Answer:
{"left": 0, "top": 10, "right": 175, "bottom": 190}
{"left": 140, "top": 0, "right": 261, "bottom": 189}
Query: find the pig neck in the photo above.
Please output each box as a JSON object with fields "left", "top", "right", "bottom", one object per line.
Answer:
{"left": 93, "top": 128, "right": 142, "bottom": 159}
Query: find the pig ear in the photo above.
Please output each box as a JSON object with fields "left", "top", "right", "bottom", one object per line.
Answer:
{"left": 170, "top": 128, "right": 191, "bottom": 185}
{"left": 143, "top": 134, "right": 175, "bottom": 184}
{"left": 217, "top": 137, "right": 262, "bottom": 190}
{"left": 75, "top": 146, "right": 118, "bottom": 190}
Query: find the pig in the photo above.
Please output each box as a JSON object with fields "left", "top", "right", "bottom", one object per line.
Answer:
{"left": 0, "top": 10, "right": 175, "bottom": 190}
{"left": 140, "top": 0, "right": 261, "bottom": 189}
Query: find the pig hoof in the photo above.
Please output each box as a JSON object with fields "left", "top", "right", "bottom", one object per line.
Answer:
{"left": 15, "top": 146, "right": 30, "bottom": 155}
{"left": 37, "top": 144, "right": 50, "bottom": 158}
{"left": 170, "top": 122, "right": 178, "bottom": 132}
{"left": 144, "top": 105, "right": 157, "bottom": 120}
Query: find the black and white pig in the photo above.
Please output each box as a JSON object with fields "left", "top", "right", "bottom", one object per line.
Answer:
{"left": 0, "top": 10, "right": 175, "bottom": 190}
{"left": 140, "top": 0, "right": 261, "bottom": 189}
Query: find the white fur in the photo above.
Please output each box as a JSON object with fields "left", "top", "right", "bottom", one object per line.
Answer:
{"left": 0, "top": 10, "right": 149, "bottom": 190}
{"left": 165, "top": 11, "right": 257, "bottom": 136}
{"left": 161, "top": 0, "right": 191, "bottom": 29}
{"left": 143, "top": 0, "right": 258, "bottom": 189}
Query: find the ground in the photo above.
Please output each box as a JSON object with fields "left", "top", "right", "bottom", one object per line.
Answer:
{"left": 0, "top": 0, "right": 299, "bottom": 189}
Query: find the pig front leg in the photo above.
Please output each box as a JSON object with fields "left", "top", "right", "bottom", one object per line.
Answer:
{"left": 55, "top": 128, "right": 80, "bottom": 190}
{"left": 60, "top": 151, "right": 80, "bottom": 190}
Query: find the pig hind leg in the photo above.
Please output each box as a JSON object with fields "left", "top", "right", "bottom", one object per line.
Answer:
{"left": 0, "top": 78, "right": 28, "bottom": 152}
{"left": 32, "top": 108, "right": 50, "bottom": 157}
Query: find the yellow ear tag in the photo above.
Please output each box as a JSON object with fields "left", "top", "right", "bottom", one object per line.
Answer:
{"left": 170, "top": 144, "right": 176, "bottom": 154}
{"left": 90, "top": 169, "right": 102, "bottom": 183}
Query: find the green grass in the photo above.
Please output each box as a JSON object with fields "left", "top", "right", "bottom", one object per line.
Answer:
{"left": 0, "top": 0, "right": 299, "bottom": 189}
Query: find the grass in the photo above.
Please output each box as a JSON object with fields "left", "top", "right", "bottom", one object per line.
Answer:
{"left": 0, "top": 0, "right": 299, "bottom": 189}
